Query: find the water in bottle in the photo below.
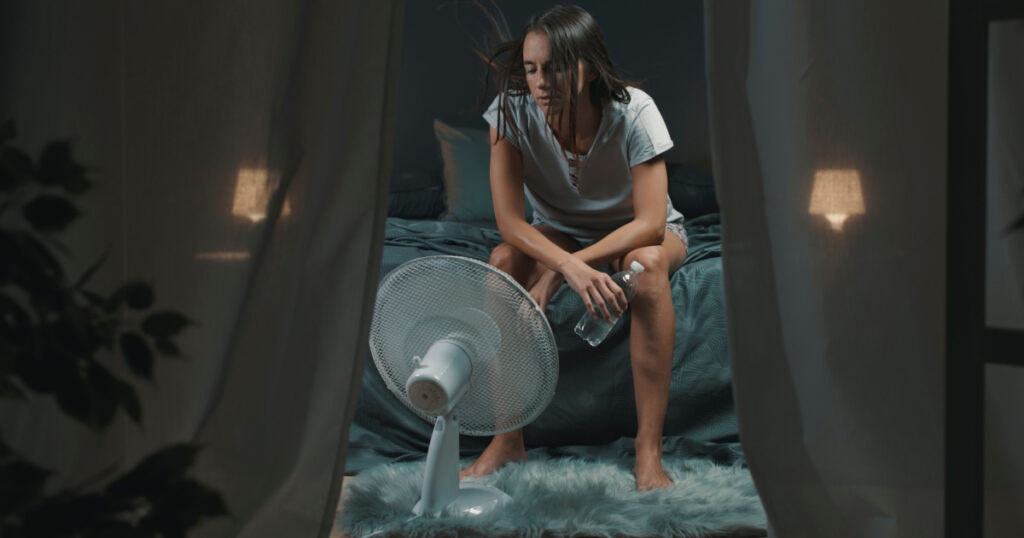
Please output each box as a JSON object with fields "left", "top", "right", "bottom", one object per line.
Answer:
{"left": 574, "top": 261, "right": 645, "bottom": 346}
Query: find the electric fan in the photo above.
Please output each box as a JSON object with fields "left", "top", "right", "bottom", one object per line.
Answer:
{"left": 369, "top": 255, "right": 559, "bottom": 517}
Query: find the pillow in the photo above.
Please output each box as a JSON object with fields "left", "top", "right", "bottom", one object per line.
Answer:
{"left": 433, "top": 119, "right": 532, "bottom": 222}
{"left": 666, "top": 163, "right": 719, "bottom": 219}
{"left": 387, "top": 170, "right": 445, "bottom": 219}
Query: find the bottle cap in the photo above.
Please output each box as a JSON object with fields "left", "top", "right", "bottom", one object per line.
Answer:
{"left": 630, "top": 261, "right": 645, "bottom": 273}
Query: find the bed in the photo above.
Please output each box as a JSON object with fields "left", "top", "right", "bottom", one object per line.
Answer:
{"left": 344, "top": 120, "right": 738, "bottom": 473}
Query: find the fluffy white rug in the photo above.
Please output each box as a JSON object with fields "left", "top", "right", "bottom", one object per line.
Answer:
{"left": 338, "top": 455, "right": 766, "bottom": 537}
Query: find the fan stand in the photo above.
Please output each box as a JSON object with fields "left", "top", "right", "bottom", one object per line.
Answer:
{"left": 412, "top": 413, "right": 512, "bottom": 517}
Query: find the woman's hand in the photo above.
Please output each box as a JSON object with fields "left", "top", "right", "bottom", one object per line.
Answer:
{"left": 529, "top": 269, "right": 564, "bottom": 313}
{"left": 557, "top": 256, "right": 628, "bottom": 322}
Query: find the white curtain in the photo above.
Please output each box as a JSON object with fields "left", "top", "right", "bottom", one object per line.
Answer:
{"left": 0, "top": 1, "right": 402, "bottom": 537}
{"left": 704, "top": 1, "right": 949, "bottom": 536}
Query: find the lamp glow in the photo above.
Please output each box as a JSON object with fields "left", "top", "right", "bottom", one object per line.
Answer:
{"left": 232, "top": 168, "right": 291, "bottom": 222}
{"left": 809, "top": 169, "right": 865, "bottom": 231}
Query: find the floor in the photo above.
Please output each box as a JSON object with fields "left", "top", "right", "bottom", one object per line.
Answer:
{"left": 330, "top": 476, "right": 767, "bottom": 538}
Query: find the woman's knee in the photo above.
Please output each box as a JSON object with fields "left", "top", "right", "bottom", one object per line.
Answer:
{"left": 489, "top": 243, "right": 526, "bottom": 272}
{"left": 623, "top": 246, "right": 668, "bottom": 277}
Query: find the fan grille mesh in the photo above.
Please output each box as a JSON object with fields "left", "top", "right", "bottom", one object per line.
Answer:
{"left": 370, "top": 256, "right": 558, "bottom": 435}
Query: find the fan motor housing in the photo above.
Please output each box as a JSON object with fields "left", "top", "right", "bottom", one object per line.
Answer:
{"left": 406, "top": 339, "right": 472, "bottom": 415}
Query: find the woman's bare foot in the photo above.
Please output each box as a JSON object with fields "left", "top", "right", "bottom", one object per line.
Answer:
{"left": 634, "top": 443, "right": 674, "bottom": 491}
{"left": 460, "top": 431, "right": 526, "bottom": 480}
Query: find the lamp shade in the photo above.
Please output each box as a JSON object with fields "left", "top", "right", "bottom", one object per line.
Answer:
{"left": 809, "top": 169, "right": 865, "bottom": 230}
{"left": 232, "top": 168, "right": 291, "bottom": 222}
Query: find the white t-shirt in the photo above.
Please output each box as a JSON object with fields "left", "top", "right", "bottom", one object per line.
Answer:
{"left": 483, "top": 87, "right": 683, "bottom": 240}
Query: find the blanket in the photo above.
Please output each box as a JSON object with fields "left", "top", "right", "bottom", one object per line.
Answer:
{"left": 346, "top": 214, "right": 737, "bottom": 472}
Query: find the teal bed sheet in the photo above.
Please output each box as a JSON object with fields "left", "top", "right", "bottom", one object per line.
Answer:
{"left": 346, "top": 214, "right": 738, "bottom": 472}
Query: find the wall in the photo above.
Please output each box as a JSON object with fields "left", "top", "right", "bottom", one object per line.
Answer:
{"left": 390, "top": 0, "right": 709, "bottom": 179}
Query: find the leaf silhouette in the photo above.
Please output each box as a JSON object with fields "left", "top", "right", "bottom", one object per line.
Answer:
{"left": 0, "top": 292, "right": 31, "bottom": 349}
{"left": 153, "top": 338, "right": 181, "bottom": 358}
{"left": 119, "top": 332, "right": 154, "bottom": 380}
{"left": 106, "top": 444, "right": 202, "bottom": 499}
{"left": 73, "top": 251, "right": 110, "bottom": 290}
{"left": 141, "top": 311, "right": 190, "bottom": 340}
{"left": 0, "top": 147, "right": 33, "bottom": 192}
{"left": 10, "top": 232, "right": 64, "bottom": 308}
{"left": 119, "top": 280, "right": 153, "bottom": 309}
{"left": 22, "top": 194, "right": 79, "bottom": 233}
{"left": 141, "top": 478, "right": 229, "bottom": 536}
{"left": 36, "top": 140, "right": 91, "bottom": 194}
{"left": 116, "top": 378, "right": 142, "bottom": 425}
{"left": 86, "top": 361, "right": 120, "bottom": 430}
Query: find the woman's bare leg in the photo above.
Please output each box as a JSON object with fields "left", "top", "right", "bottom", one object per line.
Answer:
{"left": 620, "top": 229, "right": 687, "bottom": 491}
{"left": 460, "top": 226, "right": 580, "bottom": 480}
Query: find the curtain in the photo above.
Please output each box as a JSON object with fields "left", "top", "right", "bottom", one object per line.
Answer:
{"left": 0, "top": 1, "right": 402, "bottom": 537}
{"left": 984, "top": 20, "right": 1024, "bottom": 538}
{"left": 704, "top": 1, "right": 948, "bottom": 536}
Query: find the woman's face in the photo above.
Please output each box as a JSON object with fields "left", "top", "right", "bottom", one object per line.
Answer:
{"left": 523, "top": 30, "right": 591, "bottom": 116}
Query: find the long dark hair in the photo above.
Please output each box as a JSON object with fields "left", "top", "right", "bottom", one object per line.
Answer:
{"left": 479, "top": 5, "right": 636, "bottom": 156}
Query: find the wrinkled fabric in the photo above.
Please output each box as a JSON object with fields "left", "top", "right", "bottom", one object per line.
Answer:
{"left": 0, "top": 1, "right": 403, "bottom": 537}
{"left": 705, "top": 1, "right": 947, "bottom": 536}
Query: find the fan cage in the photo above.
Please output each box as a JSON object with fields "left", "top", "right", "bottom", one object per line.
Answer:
{"left": 369, "top": 255, "right": 558, "bottom": 436}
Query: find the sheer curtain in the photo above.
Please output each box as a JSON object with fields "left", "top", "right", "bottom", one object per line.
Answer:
{"left": 984, "top": 19, "right": 1024, "bottom": 538}
{"left": 0, "top": 1, "right": 402, "bottom": 537}
{"left": 704, "top": 1, "right": 948, "bottom": 536}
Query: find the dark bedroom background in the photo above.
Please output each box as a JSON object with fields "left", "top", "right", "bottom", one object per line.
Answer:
{"left": 390, "top": 0, "right": 710, "bottom": 180}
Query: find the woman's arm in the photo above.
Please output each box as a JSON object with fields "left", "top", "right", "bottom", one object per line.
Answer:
{"left": 489, "top": 127, "right": 573, "bottom": 270}
{"left": 571, "top": 156, "right": 669, "bottom": 268}
{"left": 537, "top": 156, "right": 668, "bottom": 319}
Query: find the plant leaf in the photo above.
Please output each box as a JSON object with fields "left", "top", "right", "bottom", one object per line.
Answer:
{"left": 63, "top": 299, "right": 101, "bottom": 356}
{"left": 81, "top": 289, "right": 110, "bottom": 311}
{"left": 116, "top": 378, "right": 142, "bottom": 426}
{"left": 10, "top": 232, "right": 65, "bottom": 309}
{"left": 0, "top": 292, "right": 31, "bottom": 350}
{"left": 119, "top": 332, "right": 154, "bottom": 380}
{"left": 121, "top": 281, "right": 155, "bottom": 310}
{"left": 16, "top": 490, "right": 112, "bottom": 536}
{"left": 22, "top": 194, "right": 79, "bottom": 233}
{"left": 86, "top": 361, "right": 120, "bottom": 430}
{"left": 36, "top": 140, "right": 92, "bottom": 194}
{"left": 153, "top": 338, "right": 181, "bottom": 358}
{"left": 0, "top": 147, "right": 33, "bottom": 192}
{"left": 140, "top": 311, "right": 190, "bottom": 340}
{"left": 140, "top": 479, "right": 228, "bottom": 538}
{"left": 73, "top": 250, "right": 109, "bottom": 290}
{"left": 36, "top": 141, "right": 72, "bottom": 185}
{"left": 16, "top": 350, "right": 59, "bottom": 395}
{"left": 52, "top": 360, "right": 92, "bottom": 424}
{"left": 106, "top": 444, "right": 202, "bottom": 499}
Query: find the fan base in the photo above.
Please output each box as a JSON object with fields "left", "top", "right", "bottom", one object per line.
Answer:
{"left": 413, "top": 481, "right": 512, "bottom": 517}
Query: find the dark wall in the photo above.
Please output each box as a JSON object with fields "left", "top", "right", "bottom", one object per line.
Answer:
{"left": 391, "top": 1, "right": 710, "bottom": 178}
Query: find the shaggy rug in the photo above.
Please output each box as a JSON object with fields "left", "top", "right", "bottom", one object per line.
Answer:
{"left": 338, "top": 455, "right": 766, "bottom": 537}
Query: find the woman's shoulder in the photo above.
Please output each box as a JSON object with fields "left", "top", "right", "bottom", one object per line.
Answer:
{"left": 621, "top": 87, "right": 656, "bottom": 113}
{"left": 605, "top": 87, "right": 658, "bottom": 130}
{"left": 490, "top": 90, "right": 534, "bottom": 110}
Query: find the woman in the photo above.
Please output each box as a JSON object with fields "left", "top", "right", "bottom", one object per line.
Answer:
{"left": 461, "top": 5, "right": 687, "bottom": 491}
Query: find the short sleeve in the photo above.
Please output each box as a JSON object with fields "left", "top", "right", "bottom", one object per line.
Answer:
{"left": 625, "top": 96, "right": 673, "bottom": 168}
{"left": 482, "top": 94, "right": 522, "bottom": 150}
